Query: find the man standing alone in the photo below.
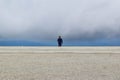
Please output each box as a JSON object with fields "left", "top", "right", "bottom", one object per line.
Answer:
{"left": 57, "top": 36, "right": 63, "bottom": 47}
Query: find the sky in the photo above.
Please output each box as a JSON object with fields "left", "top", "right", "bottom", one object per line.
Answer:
{"left": 0, "top": 0, "right": 120, "bottom": 45}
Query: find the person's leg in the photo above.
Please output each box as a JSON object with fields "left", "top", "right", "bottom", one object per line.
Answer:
{"left": 60, "top": 43, "right": 61, "bottom": 46}
{"left": 58, "top": 43, "right": 62, "bottom": 47}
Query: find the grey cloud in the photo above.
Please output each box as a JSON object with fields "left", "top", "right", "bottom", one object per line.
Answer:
{"left": 0, "top": 0, "right": 120, "bottom": 41}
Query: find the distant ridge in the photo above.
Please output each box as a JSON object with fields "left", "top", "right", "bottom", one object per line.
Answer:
{"left": 0, "top": 41, "right": 46, "bottom": 46}
{"left": 0, "top": 40, "right": 120, "bottom": 46}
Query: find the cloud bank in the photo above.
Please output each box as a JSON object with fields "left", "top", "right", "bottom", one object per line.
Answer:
{"left": 0, "top": 0, "right": 120, "bottom": 41}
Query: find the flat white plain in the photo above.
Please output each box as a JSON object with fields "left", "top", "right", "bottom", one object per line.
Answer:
{"left": 0, "top": 47, "right": 120, "bottom": 80}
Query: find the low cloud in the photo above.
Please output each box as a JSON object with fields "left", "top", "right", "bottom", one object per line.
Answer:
{"left": 0, "top": 0, "right": 120, "bottom": 41}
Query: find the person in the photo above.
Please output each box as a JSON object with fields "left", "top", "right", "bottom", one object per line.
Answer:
{"left": 57, "top": 36, "right": 63, "bottom": 47}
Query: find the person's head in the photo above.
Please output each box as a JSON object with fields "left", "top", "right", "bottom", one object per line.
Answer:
{"left": 58, "top": 36, "right": 61, "bottom": 38}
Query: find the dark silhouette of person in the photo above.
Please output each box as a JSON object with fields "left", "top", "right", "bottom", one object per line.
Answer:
{"left": 57, "top": 36, "right": 63, "bottom": 47}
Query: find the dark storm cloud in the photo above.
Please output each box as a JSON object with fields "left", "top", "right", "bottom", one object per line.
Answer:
{"left": 0, "top": 0, "right": 120, "bottom": 41}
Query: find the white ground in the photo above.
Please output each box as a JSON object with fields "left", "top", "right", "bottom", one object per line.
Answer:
{"left": 0, "top": 47, "right": 120, "bottom": 80}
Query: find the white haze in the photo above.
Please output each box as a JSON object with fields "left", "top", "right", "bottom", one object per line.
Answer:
{"left": 0, "top": 0, "right": 120, "bottom": 41}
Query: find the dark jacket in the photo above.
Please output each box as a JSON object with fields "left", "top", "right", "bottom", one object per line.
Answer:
{"left": 57, "top": 38, "right": 63, "bottom": 44}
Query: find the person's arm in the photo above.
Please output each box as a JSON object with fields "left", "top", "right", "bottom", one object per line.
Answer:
{"left": 57, "top": 38, "right": 59, "bottom": 42}
{"left": 61, "top": 39, "right": 63, "bottom": 44}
